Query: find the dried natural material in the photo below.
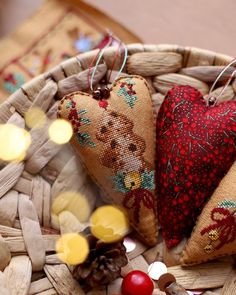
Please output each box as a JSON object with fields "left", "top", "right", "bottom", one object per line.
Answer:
{"left": 73, "top": 234, "right": 128, "bottom": 290}
{"left": 127, "top": 52, "right": 182, "bottom": 76}
{"left": 153, "top": 73, "right": 209, "bottom": 95}
{"left": 168, "top": 261, "right": 232, "bottom": 289}
{"left": 0, "top": 236, "right": 11, "bottom": 270}
{"left": 0, "top": 44, "right": 235, "bottom": 294}
{"left": 180, "top": 66, "right": 236, "bottom": 83}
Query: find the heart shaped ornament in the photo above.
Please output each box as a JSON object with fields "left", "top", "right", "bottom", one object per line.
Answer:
{"left": 58, "top": 76, "right": 157, "bottom": 246}
{"left": 181, "top": 161, "right": 236, "bottom": 265}
{"left": 156, "top": 85, "right": 236, "bottom": 248}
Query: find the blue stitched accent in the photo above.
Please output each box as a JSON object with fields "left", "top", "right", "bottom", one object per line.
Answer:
{"left": 4, "top": 73, "right": 25, "bottom": 93}
{"left": 78, "top": 109, "right": 88, "bottom": 115}
{"left": 117, "top": 78, "right": 138, "bottom": 108}
{"left": 80, "top": 117, "right": 91, "bottom": 125}
{"left": 66, "top": 101, "right": 73, "bottom": 109}
{"left": 218, "top": 200, "right": 236, "bottom": 209}
{"left": 141, "top": 170, "right": 155, "bottom": 190}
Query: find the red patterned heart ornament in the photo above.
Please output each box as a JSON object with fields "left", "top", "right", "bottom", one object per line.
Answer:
{"left": 156, "top": 85, "right": 236, "bottom": 248}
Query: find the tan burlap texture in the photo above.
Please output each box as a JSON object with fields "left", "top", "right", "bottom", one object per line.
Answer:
{"left": 181, "top": 161, "right": 236, "bottom": 265}
{"left": 58, "top": 75, "right": 157, "bottom": 246}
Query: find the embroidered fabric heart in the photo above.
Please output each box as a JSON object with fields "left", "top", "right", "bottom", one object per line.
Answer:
{"left": 58, "top": 76, "right": 157, "bottom": 246}
{"left": 156, "top": 85, "right": 236, "bottom": 248}
{"left": 181, "top": 161, "right": 236, "bottom": 265}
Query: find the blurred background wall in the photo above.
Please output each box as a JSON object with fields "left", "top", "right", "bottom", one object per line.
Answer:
{"left": 0, "top": 0, "right": 235, "bottom": 56}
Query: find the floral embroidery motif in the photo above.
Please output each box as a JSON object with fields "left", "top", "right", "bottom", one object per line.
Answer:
{"left": 67, "top": 98, "right": 96, "bottom": 147}
{"left": 117, "top": 78, "right": 137, "bottom": 108}
{"left": 3, "top": 73, "right": 25, "bottom": 93}
{"left": 201, "top": 199, "right": 236, "bottom": 253}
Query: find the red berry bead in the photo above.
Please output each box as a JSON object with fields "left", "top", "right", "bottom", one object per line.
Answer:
{"left": 98, "top": 100, "right": 108, "bottom": 109}
{"left": 122, "top": 270, "right": 154, "bottom": 295}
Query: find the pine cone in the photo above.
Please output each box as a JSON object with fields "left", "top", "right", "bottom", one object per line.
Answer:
{"left": 73, "top": 234, "right": 128, "bottom": 289}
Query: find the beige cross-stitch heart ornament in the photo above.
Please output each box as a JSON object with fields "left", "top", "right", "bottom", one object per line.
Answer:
{"left": 58, "top": 75, "right": 158, "bottom": 246}
{"left": 181, "top": 161, "right": 236, "bottom": 265}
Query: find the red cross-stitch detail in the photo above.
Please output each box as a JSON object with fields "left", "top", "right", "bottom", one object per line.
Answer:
{"left": 156, "top": 85, "right": 236, "bottom": 248}
{"left": 67, "top": 99, "right": 81, "bottom": 133}
{"left": 201, "top": 207, "right": 236, "bottom": 250}
{"left": 120, "top": 82, "right": 136, "bottom": 96}
{"left": 123, "top": 188, "right": 155, "bottom": 222}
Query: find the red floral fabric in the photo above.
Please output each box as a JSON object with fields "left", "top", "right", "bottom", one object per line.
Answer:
{"left": 156, "top": 85, "right": 236, "bottom": 248}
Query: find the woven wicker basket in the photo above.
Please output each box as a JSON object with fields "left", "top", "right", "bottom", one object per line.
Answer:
{"left": 0, "top": 44, "right": 235, "bottom": 295}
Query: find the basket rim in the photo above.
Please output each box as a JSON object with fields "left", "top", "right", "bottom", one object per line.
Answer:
{"left": 1, "top": 43, "right": 234, "bottom": 111}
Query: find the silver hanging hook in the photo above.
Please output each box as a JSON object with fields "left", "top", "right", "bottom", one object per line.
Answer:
{"left": 207, "top": 58, "right": 236, "bottom": 106}
{"left": 111, "top": 35, "right": 128, "bottom": 82}
{"left": 90, "top": 31, "right": 113, "bottom": 92}
{"left": 90, "top": 31, "right": 128, "bottom": 100}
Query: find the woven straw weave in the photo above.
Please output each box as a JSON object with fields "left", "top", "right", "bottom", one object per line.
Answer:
{"left": 0, "top": 44, "right": 235, "bottom": 295}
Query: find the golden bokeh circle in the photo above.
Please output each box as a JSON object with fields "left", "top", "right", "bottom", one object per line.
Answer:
{"left": 90, "top": 205, "right": 129, "bottom": 243}
{"left": 56, "top": 233, "right": 89, "bottom": 265}
{"left": 48, "top": 119, "right": 73, "bottom": 144}
{"left": 52, "top": 191, "right": 91, "bottom": 223}
{"left": 0, "top": 124, "right": 31, "bottom": 161}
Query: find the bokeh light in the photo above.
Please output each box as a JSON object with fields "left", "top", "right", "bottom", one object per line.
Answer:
{"left": 123, "top": 237, "right": 136, "bottom": 253}
{"left": 25, "top": 107, "right": 46, "bottom": 129}
{"left": 56, "top": 233, "right": 89, "bottom": 265}
{"left": 90, "top": 205, "right": 129, "bottom": 243}
{"left": 148, "top": 261, "right": 167, "bottom": 280}
{"left": 48, "top": 119, "right": 73, "bottom": 144}
{"left": 52, "top": 191, "right": 91, "bottom": 223}
{"left": 0, "top": 124, "right": 31, "bottom": 162}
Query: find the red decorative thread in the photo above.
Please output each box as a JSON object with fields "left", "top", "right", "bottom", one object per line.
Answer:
{"left": 67, "top": 99, "right": 80, "bottom": 133}
{"left": 87, "top": 36, "right": 123, "bottom": 90}
{"left": 87, "top": 47, "right": 103, "bottom": 90}
{"left": 95, "top": 34, "right": 111, "bottom": 50}
{"left": 106, "top": 40, "right": 121, "bottom": 83}
{"left": 201, "top": 207, "right": 236, "bottom": 250}
{"left": 123, "top": 188, "right": 155, "bottom": 222}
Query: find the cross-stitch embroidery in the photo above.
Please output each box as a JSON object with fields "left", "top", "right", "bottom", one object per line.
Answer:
{"left": 112, "top": 170, "right": 155, "bottom": 193}
{"left": 201, "top": 199, "right": 236, "bottom": 253}
{"left": 96, "top": 109, "right": 155, "bottom": 222}
{"left": 3, "top": 73, "right": 25, "bottom": 93}
{"left": 66, "top": 98, "right": 96, "bottom": 147}
{"left": 117, "top": 78, "right": 137, "bottom": 108}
